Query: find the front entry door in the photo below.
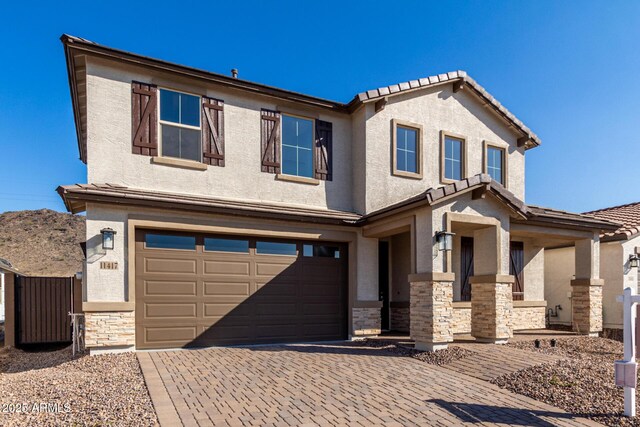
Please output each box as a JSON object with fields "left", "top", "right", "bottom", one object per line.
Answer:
{"left": 460, "top": 237, "right": 474, "bottom": 301}
{"left": 378, "top": 241, "right": 390, "bottom": 330}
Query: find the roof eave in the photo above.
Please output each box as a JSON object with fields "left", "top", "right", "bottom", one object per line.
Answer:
{"left": 61, "top": 35, "right": 348, "bottom": 113}
{"left": 62, "top": 36, "right": 87, "bottom": 163}
{"left": 57, "top": 185, "right": 360, "bottom": 226}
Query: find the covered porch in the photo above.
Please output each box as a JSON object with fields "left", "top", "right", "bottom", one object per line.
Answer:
{"left": 361, "top": 174, "right": 619, "bottom": 351}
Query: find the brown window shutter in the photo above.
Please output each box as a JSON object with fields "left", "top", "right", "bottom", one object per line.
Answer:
{"left": 510, "top": 241, "right": 525, "bottom": 301}
{"left": 131, "top": 81, "right": 158, "bottom": 156}
{"left": 202, "top": 97, "right": 224, "bottom": 167}
{"left": 315, "top": 119, "right": 333, "bottom": 181}
{"left": 261, "top": 109, "right": 281, "bottom": 173}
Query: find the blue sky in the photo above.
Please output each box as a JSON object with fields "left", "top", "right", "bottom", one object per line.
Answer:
{"left": 0, "top": 1, "right": 638, "bottom": 214}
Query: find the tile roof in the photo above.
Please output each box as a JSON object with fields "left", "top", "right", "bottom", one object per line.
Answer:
{"left": 56, "top": 184, "right": 361, "bottom": 225}
{"left": 583, "top": 202, "right": 640, "bottom": 240}
{"left": 354, "top": 70, "right": 540, "bottom": 149}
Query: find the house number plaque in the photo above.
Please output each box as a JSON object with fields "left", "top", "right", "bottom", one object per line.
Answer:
{"left": 100, "top": 261, "right": 118, "bottom": 270}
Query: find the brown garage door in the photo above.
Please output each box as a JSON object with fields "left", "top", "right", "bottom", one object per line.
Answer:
{"left": 135, "top": 230, "right": 348, "bottom": 349}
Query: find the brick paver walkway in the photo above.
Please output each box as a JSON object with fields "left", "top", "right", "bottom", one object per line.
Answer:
{"left": 444, "top": 342, "right": 564, "bottom": 381}
{"left": 138, "top": 343, "right": 601, "bottom": 427}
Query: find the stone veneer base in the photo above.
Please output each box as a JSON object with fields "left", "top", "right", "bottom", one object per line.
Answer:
{"left": 84, "top": 311, "right": 136, "bottom": 349}
{"left": 352, "top": 307, "right": 381, "bottom": 336}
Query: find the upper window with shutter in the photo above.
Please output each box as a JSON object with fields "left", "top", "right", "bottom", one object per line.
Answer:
{"left": 261, "top": 110, "right": 333, "bottom": 182}
{"left": 159, "top": 89, "right": 202, "bottom": 162}
{"left": 282, "top": 114, "right": 314, "bottom": 178}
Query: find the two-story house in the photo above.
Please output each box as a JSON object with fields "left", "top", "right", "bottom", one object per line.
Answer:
{"left": 58, "top": 35, "right": 619, "bottom": 353}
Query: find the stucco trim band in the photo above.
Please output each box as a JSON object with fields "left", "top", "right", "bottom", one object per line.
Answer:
{"left": 409, "top": 272, "right": 455, "bottom": 282}
{"left": 470, "top": 274, "right": 515, "bottom": 284}
{"left": 352, "top": 300, "right": 383, "bottom": 309}
{"left": 83, "top": 302, "right": 135, "bottom": 312}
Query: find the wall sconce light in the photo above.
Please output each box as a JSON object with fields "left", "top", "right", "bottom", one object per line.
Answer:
{"left": 629, "top": 254, "right": 639, "bottom": 269}
{"left": 435, "top": 231, "right": 455, "bottom": 252}
{"left": 100, "top": 228, "right": 116, "bottom": 250}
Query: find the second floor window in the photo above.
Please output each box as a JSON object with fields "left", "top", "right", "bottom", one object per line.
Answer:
{"left": 396, "top": 126, "right": 418, "bottom": 174}
{"left": 443, "top": 135, "right": 464, "bottom": 181}
{"left": 159, "top": 89, "right": 201, "bottom": 162}
{"left": 282, "top": 115, "right": 314, "bottom": 178}
{"left": 486, "top": 146, "right": 505, "bottom": 184}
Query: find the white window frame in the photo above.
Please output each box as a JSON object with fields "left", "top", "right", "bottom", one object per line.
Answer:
{"left": 280, "top": 113, "right": 315, "bottom": 179}
{"left": 157, "top": 87, "right": 202, "bottom": 162}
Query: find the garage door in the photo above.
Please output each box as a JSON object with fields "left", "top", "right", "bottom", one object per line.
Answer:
{"left": 135, "top": 230, "right": 348, "bottom": 349}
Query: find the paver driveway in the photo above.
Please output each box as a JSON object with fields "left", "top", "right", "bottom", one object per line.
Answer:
{"left": 138, "top": 342, "right": 601, "bottom": 427}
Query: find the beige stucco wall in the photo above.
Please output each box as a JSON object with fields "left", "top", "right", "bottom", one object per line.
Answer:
{"left": 544, "top": 246, "right": 574, "bottom": 325}
{"left": 362, "top": 85, "right": 525, "bottom": 214}
{"left": 85, "top": 59, "right": 353, "bottom": 212}
{"left": 85, "top": 58, "right": 527, "bottom": 218}
{"left": 523, "top": 239, "right": 545, "bottom": 301}
{"left": 545, "top": 239, "right": 637, "bottom": 329}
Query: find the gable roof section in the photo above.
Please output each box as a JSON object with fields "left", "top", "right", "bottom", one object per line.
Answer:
{"left": 583, "top": 202, "right": 640, "bottom": 241}
{"left": 353, "top": 71, "right": 540, "bottom": 150}
{"left": 361, "top": 174, "right": 619, "bottom": 232}
{"left": 61, "top": 34, "right": 541, "bottom": 163}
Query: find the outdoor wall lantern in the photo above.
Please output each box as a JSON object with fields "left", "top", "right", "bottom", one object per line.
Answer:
{"left": 100, "top": 228, "right": 116, "bottom": 250}
{"left": 629, "top": 254, "right": 639, "bottom": 269}
{"left": 435, "top": 231, "right": 455, "bottom": 252}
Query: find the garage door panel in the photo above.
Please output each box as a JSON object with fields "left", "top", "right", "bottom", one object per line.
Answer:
{"left": 145, "top": 303, "right": 197, "bottom": 318}
{"left": 303, "top": 283, "right": 342, "bottom": 297}
{"left": 145, "top": 326, "right": 198, "bottom": 343}
{"left": 303, "top": 302, "right": 341, "bottom": 315}
{"left": 255, "top": 302, "right": 297, "bottom": 315}
{"left": 203, "top": 282, "right": 250, "bottom": 296}
{"left": 203, "top": 303, "right": 252, "bottom": 317}
{"left": 136, "top": 230, "right": 347, "bottom": 349}
{"left": 144, "top": 280, "right": 197, "bottom": 296}
{"left": 145, "top": 258, "right": 197, "bottom": 274}
{"left": 203, "top": 260, "right": 250, "bottom": 276}
{"left": 256, "top": 262, "right": 297, "bottom": 277}
{"left": 255, "top": 281, "right": 297, "bottom": 295}
{"left": 255, "top": 324, "right": 297, "bottom": 339}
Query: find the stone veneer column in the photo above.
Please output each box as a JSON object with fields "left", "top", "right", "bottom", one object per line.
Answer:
{"left": 470, "top": 275, "right": 514, "bottom": 343}
{"left": 570, "top": 279, "right": 603, "bottom": 336}
{"left": 409, "top": 272, "right": 454, "bottom": 351}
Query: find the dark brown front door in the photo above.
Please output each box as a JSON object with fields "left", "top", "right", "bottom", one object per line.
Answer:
{"left": 460, "top": 237, "right": 474, "bottom": 301}
{"left": 135, "top": 230, "right": 348, "bottom": 349}
{"left": 510, "top": 241, "right": 525, "bottom": 301}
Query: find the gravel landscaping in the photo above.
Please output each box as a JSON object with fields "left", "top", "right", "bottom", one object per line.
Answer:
{"left": 492, "top": 336, "right": 639, "bottom": 426}
{"left": 362, "top": 338, "right": 477, "bottom": 365}
{"left": 0, "top": 346, "right": 157, "bottom": 426}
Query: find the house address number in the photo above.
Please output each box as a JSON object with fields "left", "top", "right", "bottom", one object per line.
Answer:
{"left": 100, "top": 261, "right": 118, "bottom": 270}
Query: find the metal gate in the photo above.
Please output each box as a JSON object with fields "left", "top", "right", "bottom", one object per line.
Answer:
{"left": 15, "top": 276, "right": 73, "bottom": 346}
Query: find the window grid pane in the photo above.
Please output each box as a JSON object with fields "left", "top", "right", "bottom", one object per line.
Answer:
{"left": 282, "top": 115, "right": 314, "bottom": 178}
{"left": 487, "top": 147, "right": 504, "bottom": 184}
{"left": 444, "top": 137, "right": 463, "bottom": 180}
{"left": 396, "top": 126, "right": 418, "bottom": 173}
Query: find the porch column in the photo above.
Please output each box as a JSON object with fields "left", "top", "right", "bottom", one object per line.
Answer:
{"left": 571, "top": 236, "right": 603, "bottom": 336}
{"left": 409, "top": 272, "right": 454, "bottom": 351}
{"left": 470, "top": 226, "right": 514, "bottom": 343}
